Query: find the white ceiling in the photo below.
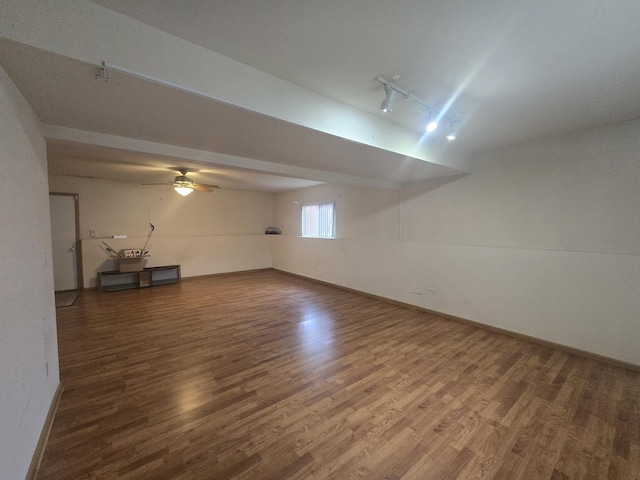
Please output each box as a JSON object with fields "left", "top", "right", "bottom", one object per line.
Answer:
{"left": 0, "top": 38, "right": 463, "bottom": 192}
{"left": 3, "top": 0, "right": 640, "bottom": 192}
{"left": 45, "top": 141, "right": 325, "bottom": 193}
{"left": 92, "top": 0, "right": 640, "bottom": 148}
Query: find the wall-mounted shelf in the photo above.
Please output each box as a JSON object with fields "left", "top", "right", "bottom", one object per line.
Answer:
{"left": 97, "top": 265, "right": 181, "bottom": 292}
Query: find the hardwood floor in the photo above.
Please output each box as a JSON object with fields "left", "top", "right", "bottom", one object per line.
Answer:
{"left": 38, "top": 270, "right": 640, "bottom": 479}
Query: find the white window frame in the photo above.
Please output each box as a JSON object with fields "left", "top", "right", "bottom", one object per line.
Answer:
{"left": 301, "top": 201, "right": 336, "bottom": 239}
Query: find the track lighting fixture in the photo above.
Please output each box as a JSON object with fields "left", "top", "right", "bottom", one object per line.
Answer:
{"left": 380, "top": 87, "right": 399, "bottom": 113}
{"left": 446, "top": 120, "right": 459, "bottom": 141}
{"left": 374, "top": 76, "right": 459, "bottom": 140}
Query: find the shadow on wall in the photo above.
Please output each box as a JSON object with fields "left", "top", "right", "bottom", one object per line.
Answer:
{"left": 401, "top": 173, "right": 469, "bottom": 201}
{"left": 97, "top": 258, "right": 117, "bottom": 273}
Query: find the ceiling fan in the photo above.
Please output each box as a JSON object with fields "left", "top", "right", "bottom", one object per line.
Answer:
{"left": 143, "top": 168, "right": 220, "bottom": 196}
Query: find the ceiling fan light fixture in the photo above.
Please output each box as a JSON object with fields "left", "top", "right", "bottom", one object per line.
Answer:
{"left": 143, "top": 167, "right": 217, "bottom": 192}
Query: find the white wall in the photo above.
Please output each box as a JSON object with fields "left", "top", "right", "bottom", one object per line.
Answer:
{"left": 275, "top": 184, "right": 400, "bottom": 239}
{"left": 0, "top": 67, "right": 60, "bottom": 480}
{"left": 273, "top": 121, "right": 640, "bottom": 366}
{"left": 48, "top": 176, "right": 275, "bottom": 287}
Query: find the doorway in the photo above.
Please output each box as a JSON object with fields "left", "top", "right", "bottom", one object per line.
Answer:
{"left": 49, "top": 193, "right": 83, "bottom": 292}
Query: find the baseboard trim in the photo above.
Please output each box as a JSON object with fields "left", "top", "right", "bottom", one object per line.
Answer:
{"left": 26, "top": 382, "right": 64, "bottom": 480}
{"left": 273, "top": 268, "right": 640, "bottom": 373}
{"left": 181, "top": 268, "right": 272, "bottom": 281}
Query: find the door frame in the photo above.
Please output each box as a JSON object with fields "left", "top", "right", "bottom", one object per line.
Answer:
{"left": 49, "top": 192, "right": 84, "bottom": 290}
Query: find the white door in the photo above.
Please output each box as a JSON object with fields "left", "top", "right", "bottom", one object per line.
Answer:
{"left": 49, "top": 194, "right": 78, "bottom": 291}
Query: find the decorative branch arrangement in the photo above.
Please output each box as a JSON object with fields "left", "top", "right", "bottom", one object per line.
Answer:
{"left": 100, "top": 223, "right": 155, "bottom": 259}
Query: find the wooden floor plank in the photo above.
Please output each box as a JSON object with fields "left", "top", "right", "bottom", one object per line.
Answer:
{"left": 36, "top": 270, "right": 640, "bottom": 479}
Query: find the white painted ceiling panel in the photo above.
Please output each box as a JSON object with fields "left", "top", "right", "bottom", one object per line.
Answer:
{"left": 91, "top": 0, "right": 640, "bottom": 149}
{"left": 0, "top": 39, "right": 463, "bottom": 191}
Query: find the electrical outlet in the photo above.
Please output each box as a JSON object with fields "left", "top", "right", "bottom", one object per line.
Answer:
{"left": 428, "top": 288, "right": 437, "bottom": 294}
{"left": 90, "top": 230, "right": 96, "bottom": 237}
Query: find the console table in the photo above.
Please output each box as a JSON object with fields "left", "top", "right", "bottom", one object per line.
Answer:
{"left": 97, "top": 265, "right": 181, "bottom": 292}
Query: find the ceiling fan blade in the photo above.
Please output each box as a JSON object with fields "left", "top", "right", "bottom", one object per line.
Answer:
{"left": 142, "top": 178, "right": 219, "bottom": 191}
{"left": 191, "top": 183, "right": 214, "bottom": 192}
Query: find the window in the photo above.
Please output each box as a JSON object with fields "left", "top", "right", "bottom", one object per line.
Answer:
{"left": 301, "top": 202, "right": 335, "bottom": 238}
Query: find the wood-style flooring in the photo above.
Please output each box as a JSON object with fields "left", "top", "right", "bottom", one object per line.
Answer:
{"left": 38, "top": 270, "right": 640, "bottom": 479}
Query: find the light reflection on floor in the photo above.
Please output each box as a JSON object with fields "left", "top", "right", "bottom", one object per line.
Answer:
{"left": 297, "top": 304, "right": 335, "bottom": 361}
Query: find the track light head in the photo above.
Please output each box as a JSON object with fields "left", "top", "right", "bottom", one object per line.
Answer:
{"left": 446, "top": 120, "right": 458, "bottom": 141}
{"left": 380, "top": 88, "right": 399, "bottom": 113}
{"left": 426, "top": 121, "right": 438, "bottom": 133}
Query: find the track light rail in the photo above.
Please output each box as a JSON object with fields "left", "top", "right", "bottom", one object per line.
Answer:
{"left": 374, "top": 76, "right": 458, "bottom": 138}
